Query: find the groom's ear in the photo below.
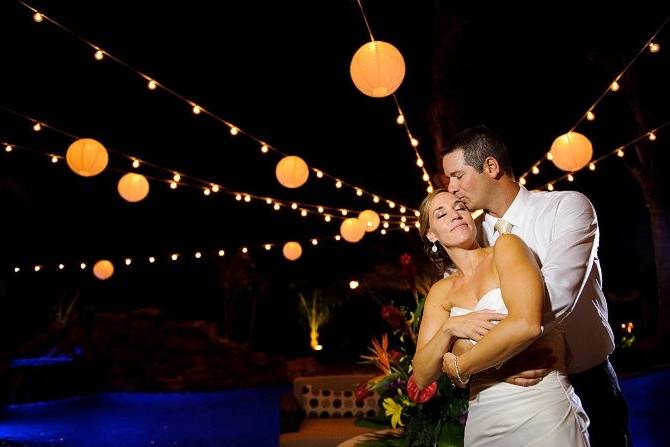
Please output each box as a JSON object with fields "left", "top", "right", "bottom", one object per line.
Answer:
{"left": 483, "top": 156, "right": 502, "bottom": 178}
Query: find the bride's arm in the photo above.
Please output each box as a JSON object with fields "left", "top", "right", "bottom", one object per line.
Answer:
{"left": 413, "top": 279, "right": 504, "bottom": 389}
{"left": 444, "top": 234, "right": 544, "bottom": 383}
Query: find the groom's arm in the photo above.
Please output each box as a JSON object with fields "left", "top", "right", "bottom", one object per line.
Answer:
{"left": 540, "top": 192, "right": 598, "bottom": 332}
{"left": 503, "top": 192, "right": 598, "bottom": 386}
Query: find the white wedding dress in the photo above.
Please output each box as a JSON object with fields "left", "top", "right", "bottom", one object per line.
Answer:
{"left": 450, "top": 288, "right": 590, "bottom": 447}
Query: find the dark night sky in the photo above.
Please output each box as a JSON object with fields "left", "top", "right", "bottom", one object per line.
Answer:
{"left": 0, "top": 1, "right": 668, "bottom": 355}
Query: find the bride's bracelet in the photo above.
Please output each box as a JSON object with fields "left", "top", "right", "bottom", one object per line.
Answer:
{"left": 453, "top": 356, "right": 470, "bottom": 385}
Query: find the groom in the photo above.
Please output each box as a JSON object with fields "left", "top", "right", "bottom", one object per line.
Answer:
{"left": 440, "top": 126, "right": 630, "bottom": 446}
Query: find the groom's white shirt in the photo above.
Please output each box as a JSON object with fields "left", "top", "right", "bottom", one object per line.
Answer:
{"left": 482, "top": 185, "right": 615, "bottom": 374}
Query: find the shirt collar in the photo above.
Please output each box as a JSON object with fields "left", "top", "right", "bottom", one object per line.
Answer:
{"left": 484, "top": 185, "right": 529, "bottom": 230}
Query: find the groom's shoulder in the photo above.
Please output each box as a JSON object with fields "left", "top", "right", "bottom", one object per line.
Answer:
{"left": 528, "top": 188, "right": 593, "bottom": 210}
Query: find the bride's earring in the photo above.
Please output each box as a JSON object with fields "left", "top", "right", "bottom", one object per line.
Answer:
{"left": 431, "top": 242, "right": 438, "bottom": 253}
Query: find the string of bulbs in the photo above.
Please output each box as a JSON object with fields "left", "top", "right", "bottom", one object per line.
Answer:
{"left": 518, "top": 15, "right": 668, "bottom": 186}
{"left": 20, "top": 0, "right": 418, "bottom": 213}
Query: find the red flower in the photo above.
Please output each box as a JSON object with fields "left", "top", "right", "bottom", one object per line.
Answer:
{"left": 400, "top": 253, "right": 413, "bottom": 266}
{"left": 381, "top": 305, "right": 407, "bottom": 331}
{"left": 406, "top": 374, "right": 437, "bottom": 404}
{"left": 355, "top": 380, "right": 372, "bottom": 402}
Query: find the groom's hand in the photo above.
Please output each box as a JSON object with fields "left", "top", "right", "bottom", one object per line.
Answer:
{"left": 499, "top": 348, "right": 555, "bottom": 387}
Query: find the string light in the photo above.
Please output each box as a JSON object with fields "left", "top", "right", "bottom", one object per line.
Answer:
{"left": 148, "top": 257, "right": 155, "bottom": 264}
{"left": 50, "top": 155, "right": 58, "bottom": 163}
{"left": 341, "top": 209, "right": 348, "bottom": 216}
{"left": 5, "top": 144, "right": 13, "bottom": 152}
{"left": 324, "top": 215, "right": 332, "bottom": 222}
{"left": 172, "top": 173, "right": 181, "bottom": 182}
{"left": 396, "top": 115, "right": 405, "bottom": 125}
{"left": 373, "top": 195, "right": 380, "bottom": 203}
{"left": 356, "top": 188, "right": 363, "bottom": 197}
{"left": 242, "top": 247, "right": 248, "bottom": 253}
{"left": 14, "top": 267, "right": 20, "bottom": 273}
{"left": 315, "top": 170, "right": 323, "bottom": 178}
{"left": 648, "top": 132, "right": 656, "bottom": 141}
{"left": 125, "top": 258, "right": 132, "bottom": 266}
{"left": 244, "top": 194, "right": 251, "bottom": 202}
{"left": 32, "top": 122, "right": 41, "bottom": 132}
{"left": 34, "top": 265, "right": 41, "bottom": 272}
{"left": 203, "top": 188, "right": 211, "bottom": 196}
{"left": 291, "top": 203, "right": 298, "bottom": 210}
{"left": 80, "top": 262, "right": 87, "bottom": 269}
{"left": 264, "top": 244, "right": 272, "bottom": 251}
{"left": 311, "top": 239, "right": 318, "bottom": 246}
{"left": 546, "top": 152, "right": 554, "bottom": 161}
{"left": 531, "top": 166, "right": 540, "bottom": 175}
{"left": 58, "top": 264, "right": 64, "bottom": 270}
{"left": 218, "top": 250, "right": 225, "bottom": 256}
{"left": 273, "top": 203, "right": 280, "bottom": 210}
{"left": 400, "top": 206, "right": 406, "bottom": 213}
{"left": 519, "top": 177, "right": 526, "bottom": 186}
{"left": 410, "top": 138, "right": 419, "bottom": 148}
{"left": 169, "top": 181, "right": 178, "bottom": 189}
{"left": 300, "top": 209, "right": 307, "bottom": 217}
{"left": 537, "top": 123, "right": 670, "bottom": 191}
{"left": 132, "top": 158, "right": 140, "bottom": 168}
{"left": 14, "top": 2, "right": 416, "bottom": 214}
{"left": 519, "top": 17, "right": 669, "bottom": 184}
{"left": 171, "top": 254, "right": 179, "bottom": 261}
{"left": 211, "top": 185, "right": 220, "bottom": 193}
{"left": 33, "top": 12, "right": 43, "bottom": 22}
{"left": 335, "top": 180, "right": 343, "bottom": 188}
{"left": 194, "top": 252, "right": 202, "bottom": 259}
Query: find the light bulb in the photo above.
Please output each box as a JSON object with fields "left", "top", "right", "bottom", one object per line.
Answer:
{"left": 388, "top": 201, "right": 396, "bottom": 209}
{"left": 132, "top": 159, "right": 140, "bottom": 168}
{"left": 373, "top": 195, "right": 379, "bottom": 203}
{"left": 273, "top": 203, "right": 280, "bottom": 210}
{"left": 589, "top": 163, "right": 596, "bottom": 171}
{"left": 311, "top": 239, "right": 318, "bottom": 246}
{"left": 356, "top": 188, "right": 363, "bottom": 196}
{"left": 426, "top": 186, "right": 433, "bottom": 193}
{"left": 265, "top": 198, "right": 272, "bottom": 205}
{"left": 649, "top": 42, "right": 660, "bottom": 53}
{"left": 546, "top": 152, "right": 554, "bottom": 161}
{"left": 264, "top": 244, "right": 272, "bottom": 251}
{"left": 410, "top": 138, "right": 419, "bottom": 147}
{"left": 80, "top": 262, "right": 87, "bottom": 269}
{"left": 316, "top": 170, "right": 323, "bottom": 178}
{"left": 212, "top": 185, "right": 220, "bottom": 193}
{"left": 416, "top": 158, "right": 424, "bottom": 168}
{"left": 33, "top": 12, "right": 43, "bottom": 22}
{"left": 291, "top": 203, "right": 298, "bottom": 210}
{"left": 404, "top": 226, "right": 410, "bottom": 232}
{"left": 192, "top": 105, "right": 201, "bottom": 114}
{"left": 400, "top": 206, "right": 406, "bottom": 214}
{"left": 203, "top": 188, "right": 211, "bottom": 196}
{"left": 218, "top": 250, "right": 225, "bottom": 257}
{"left": 610, "top": 81, "right": 620, "bottom": 92}
{"left": 235, "top": 194, "right": 242, "bottom": 201}
{"left": 301, "top": 209, "right": 307, "bottom": 217}
{"left": 649, "top": 132, "right": 656, "bottom": 141}
{"left": 349, "top": 280, "right": 359, "bottom": 289}
{"left": 383, "top": 213, "right": 390, "bottom": 220}
{"left": 401, "top": 216, "right": 407, "bottom": 223}
{"left": 381, "top": 229, "right": 387, "bottom": 235}
{"left": 5, "top": 145, "right": 13, "bottom": 152}
{"left": 324, "top": 215, "right": 331, "bottom": 222}
{"left": 396, "top": 114, "right": 405, "bottom": 125}
{"left": 171, "top": 254, "right": 178, "bottom": 261}
{"left": 520, "top": 177, "right": 526, "bottom": 186}
{"left": 400, "top": 222, "right": 406, "bottom": 229}
{"left": 230, "top": 127, "right": 239, "bottom": 136}
{"left": 414, "top": 211, "right": 420, "bottom": 217}
{"left": 547, "top": 183, "right": 554, "bottom": 191}
{"left": 173, "top": 173, "right": 181, "bottom": 182}
{"left": 341, "top": 209, "right": 348, "bottom": 216}
{"left": 335, "top": 180, "right": 342, "bottom": 188}
{"left": 51, "top": 155, "right": 58, "bottom": 163}
{"left": 58, "top": 264, "right": 64, "bottom": 270}
{"left": 260, "top": 144, "right": 269, "bottom": 153}
{"left": 148, "top": 80, "right": 157, "bottom": 90}
{"left": 242, "top": 247, "right": 248, "bottom": 253}
{"left": 532, "top": 166, "right": 540, "bottom": 175}
{"left": 383, "top": 222, "right": 389, "bottom": 229}
{"left": 94, "top": 50, "right": 104, "bottom": 61}
{"left": 422, "top": 173, "right": 429, "bottom": 181}
{"left": 33, "top": 122, "right": 42, "bottom": 132}
{"left": 617, "top": 149, "right": 625, "bottom": 157}
{"left": 14, "top": 267, "right": 20, "bottom": 273}
{"left": 244, "top": 194, "right": 251, "bottom": 202}
{"left": 34, "top": 265, "right": 41, "bottom": 272}
{"left": 170, "top": 181, "right": 178, "bottom": 189}
{"left": 335, "top": 235, "right": 341, "bottom": 241}
{"left": 125, "top": 258, "right": 132, "bottom": 266}
{"left": 148, "top": 257, "right": 155, "bottom": 264}
{"left": 586, "top": 111, "right": 595, "bottom": 121}
{"left": 318, "top": 206, "right": 324, "bottom": 213}
{"left": 567, "top": 174, "right": 574, "bottom": 182}
{"left": 195, "top": 252, "right": 202, "bottom": 259}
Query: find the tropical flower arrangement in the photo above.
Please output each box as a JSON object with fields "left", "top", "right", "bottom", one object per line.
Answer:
{"left": 354, "top": 254, "right": 468, "bottom": 447}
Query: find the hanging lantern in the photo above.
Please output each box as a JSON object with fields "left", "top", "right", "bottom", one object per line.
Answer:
{"left": 276, "top": 155, "right": 309, "bottom": 188}
{"left": 93, "top": 260, "right": 114, "bottom": 280}
{"left": 358, "top": 209, "right": 380, "bottom": 232}
{"left": 550, "top": 132, "right": 593, "bottom": 172}
{"left": 66, "top": 138, "right": 108, "bottom": 177}
{"left": 340, "top": 217, "right": 366, "bottom": 243}
{"left": 350, "top": 41, "right": 405, "bottom": 98}
{"left": 118, "top": 173, "right": 150, "bottom": 202}
{"left": 282, "top": 241, "right": 302, "bottom": 261}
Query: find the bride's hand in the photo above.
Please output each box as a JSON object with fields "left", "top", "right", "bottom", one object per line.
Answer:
{"left": 442, "top": 310, "right": 506, "bottom": 341}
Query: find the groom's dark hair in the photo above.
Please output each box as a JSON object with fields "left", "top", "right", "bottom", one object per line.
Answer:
{"left": 441, "top": 125, "right": 514, "bottom": 178}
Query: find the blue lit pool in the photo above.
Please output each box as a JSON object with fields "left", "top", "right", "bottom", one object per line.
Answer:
{"left": 0, "top": 388, "right": 284, "bottom": 447}
{"left": 619, "top": 368, "right": 670, "bottom": 447}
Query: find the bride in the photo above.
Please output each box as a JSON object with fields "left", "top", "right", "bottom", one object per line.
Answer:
{"left": 411, "top": 189, "right": 590, "bottom": 446}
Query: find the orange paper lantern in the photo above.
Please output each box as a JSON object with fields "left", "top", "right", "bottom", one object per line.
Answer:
{"left": 66, "top": 138, "right": 108, "bottom": 177}
{"left": 358, "top": 209, "right": 380, "bottom": 232}
{"left": 283, "top": 241, "right": 302, "bottom": 261}
{"left": 350, "top": 41, "right": 405, "bottom": 98}
{"left": 118, "top": 173, "right": 150, "bottom": 202}
{"left": 276, "top": 155, "right": 309, "bottom": 188}
{"left": 550, "top": 132, "right": 593, "bottom": 172}
{"left": 340, "top": 217, "right": 366, "bottom": 243}
{"left": 93, "top": 260, "right": 114, "bottom": 280}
